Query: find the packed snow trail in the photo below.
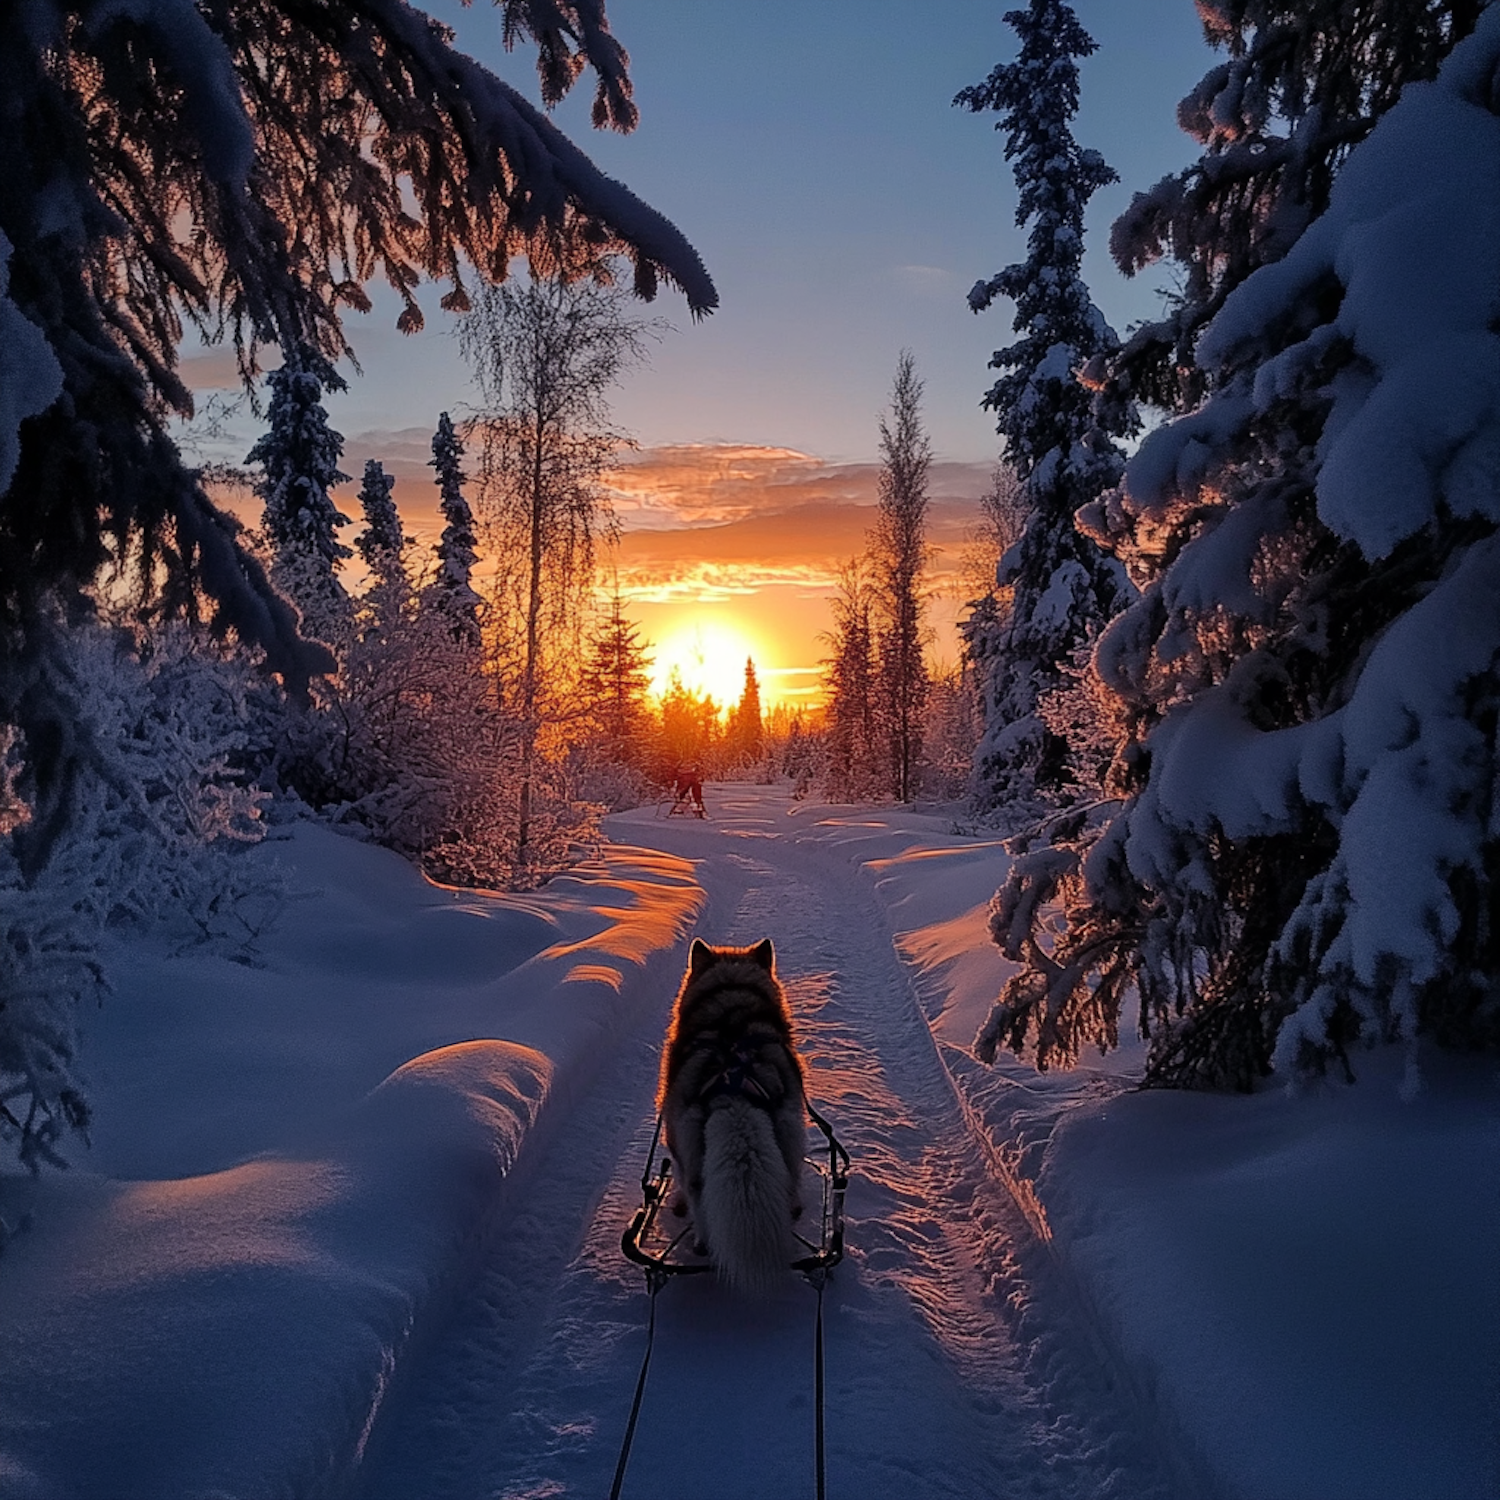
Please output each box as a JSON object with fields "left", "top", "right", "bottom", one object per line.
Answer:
{"left": 359, "top": 788, "right": 1180, "bottom": 1499}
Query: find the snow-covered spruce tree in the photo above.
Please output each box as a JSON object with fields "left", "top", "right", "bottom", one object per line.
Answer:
{"left": 247, "top": 351, "right": 353, "bottom": 645}
{"left": 725, "top": 658, "right": 765, "bottom": 768}
{"left": 574, "top": 585, "right": 655, "bottom": 808}
{"left": 427, "top": 412, "right": 483, "bottom": 647}
{"left": 741, "top": 658, "right": 765, "bottom": 762}
{"left": 0, "top": 0, "right": 714, "bottom": 1162}
{"left": 1108, "top": 0, "right": 1485, "bottom": 414}
{"left": 982, "top": 8, "right": 1500, "bottom": 1090}
{"left": 869, "top": 351, "right": 931, "bottom": 803}
{"left": 582, "top": 587, "right": 655, "bottom": 763}
{"left": 355, "top": 460, "right": 404, "bottom": 583}
{"left": 955, "top": 0, "right": 1132, "bottom": 825}
{"left": 355, "top": 457, "right": 408, "bottom": 635}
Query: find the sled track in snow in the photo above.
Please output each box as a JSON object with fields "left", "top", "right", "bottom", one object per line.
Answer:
{"left": 358, "top": 816, "right": 1184, "bottom": 1500}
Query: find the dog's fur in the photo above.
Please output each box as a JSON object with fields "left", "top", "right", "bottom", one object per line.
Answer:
{"left": 657, "top": 937, "right": 806, "bottom": 1294}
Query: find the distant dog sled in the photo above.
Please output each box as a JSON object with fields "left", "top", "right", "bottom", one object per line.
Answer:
{"left": 656, "top": 763, "right": 706, "bottom": 818}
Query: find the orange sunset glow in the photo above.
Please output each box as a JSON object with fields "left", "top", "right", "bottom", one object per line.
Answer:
{"left": 645, "top": 616, "right": 773, "bottom": 709}
{"left": 208, "top": 436, "right": 994, "bottom": 712}
{"left": 596, "top": 444, "right": 995, "bottom": 711}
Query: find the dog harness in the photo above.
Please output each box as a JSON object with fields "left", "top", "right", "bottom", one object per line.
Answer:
{"left": 694, "top": 1041, "right": 779, "bottom": 1108}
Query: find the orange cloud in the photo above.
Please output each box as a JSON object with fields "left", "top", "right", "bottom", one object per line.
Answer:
{"left": 604, "top": 443, "right": 842, "bottom": 528}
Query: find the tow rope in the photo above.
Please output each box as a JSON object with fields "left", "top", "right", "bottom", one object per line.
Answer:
{"left": 608, "top": 1265, "right": 666, "bottom": 1500}
{"left": 812, "top": 1268, "right": 829, "bottom": 1500}
{"left": 606, "top": 1265, "right": 832, "bottom": 1500}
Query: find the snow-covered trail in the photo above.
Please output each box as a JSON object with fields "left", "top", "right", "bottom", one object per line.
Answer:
{"left": 360, "top": 789, "right": 1178, "bottom": 1500}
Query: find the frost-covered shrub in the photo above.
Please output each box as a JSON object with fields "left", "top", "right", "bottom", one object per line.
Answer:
{"left": 982, "top": 13, "right": 1500, "bottom": 1088}
{"left": 1, "top": 618, "right": 272, "bottom": 1171}
{"left": 921, "top": 665, "right": 983, "bottom": 802}
{"left": 271, "top": 571, "right": 596, "bottom": 891}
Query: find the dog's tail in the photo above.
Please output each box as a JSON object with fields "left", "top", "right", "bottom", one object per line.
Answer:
{"left": 699, "top": 1099, "right": 795, "bottom": 1296}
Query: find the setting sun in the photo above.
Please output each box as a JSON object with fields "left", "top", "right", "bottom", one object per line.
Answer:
{"left": 648, "top": 616, "right": 769, "bottom": 710}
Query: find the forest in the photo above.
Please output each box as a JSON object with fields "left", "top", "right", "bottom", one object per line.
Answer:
{"left": 5, "top": 0, "right": 1496, "bottom": 1171}
{"left": 1, "top": 2, "right": 1497, "bottom": 1495}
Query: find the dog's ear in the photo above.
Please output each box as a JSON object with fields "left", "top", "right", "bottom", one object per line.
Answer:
{"left": 688, "top": 937, "right": 715, "bottom": 976}
{"left": 748, "top": 938, "right": 774, "bottom": 971}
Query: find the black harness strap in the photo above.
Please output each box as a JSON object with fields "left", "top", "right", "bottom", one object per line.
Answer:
{"left": 696, "top": 1041, "right": 778, "bottom": 1107}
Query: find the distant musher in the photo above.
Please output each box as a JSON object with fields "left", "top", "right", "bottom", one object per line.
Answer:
{"left": 672, "top": 763, "right": 706, "bottom": 817}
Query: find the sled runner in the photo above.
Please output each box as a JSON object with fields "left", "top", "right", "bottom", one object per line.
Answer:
{"left": 620, "top": 1101, "right": 849, "bottom": 1279}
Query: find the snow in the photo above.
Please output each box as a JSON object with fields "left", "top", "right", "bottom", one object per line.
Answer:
{"left": 1178, "top": 11, "right": 1500, "bottom": 563}
{"left": 0, "top": 822, "right": 702, "bottom": 1499}
{"left": 2, "top": 790, "right": 1496, "bottom": 1498}
{"left": 1038, "top": 1054, "right": 1500, "bottom": 1500}
{"left": 0, "top": 229, "right": 63, "bottom": 496}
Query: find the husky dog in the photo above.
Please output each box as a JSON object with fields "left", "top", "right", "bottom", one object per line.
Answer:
{"left": 658, "top": 938, "right": 806, "bottom": 1294}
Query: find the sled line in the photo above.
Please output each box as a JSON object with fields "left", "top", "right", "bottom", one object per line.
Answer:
{"left": 608, "top": 1263, "right": 666, "bottom": 1500}
{"left": 611, "top": 1103, "right": 849, "bottom": 1499}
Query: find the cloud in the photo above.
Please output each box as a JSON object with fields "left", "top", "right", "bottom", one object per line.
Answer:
{"left": 602, "top": 441, "right": 993, "bottom": 536}
{"left": 615, "top": 560, "right": 845, "bottom": 604}
{"left": 321, "top": 430, "right": 996, "bottom": 554}
{"left": 603, "top": 443, "right": 874, "bottom": 528}
{"left": 179, "top": 349, "right": 243, "bottom": 391}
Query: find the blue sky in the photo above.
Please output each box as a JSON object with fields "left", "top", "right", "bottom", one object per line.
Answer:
{"left": 185, "top": 0, "right": 1218, "bottom": 471}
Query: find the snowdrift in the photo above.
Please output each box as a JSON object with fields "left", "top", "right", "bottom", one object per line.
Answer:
{"left": 0, "top": 822, "right": 701, "bottom": 1499}
{"left": 783, "top": 795, "right": 1500, "bottom": 1500}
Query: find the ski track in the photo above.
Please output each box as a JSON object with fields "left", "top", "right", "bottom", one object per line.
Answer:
{"left": 359, "top": 797, "right": 1179, "bottom": 1500}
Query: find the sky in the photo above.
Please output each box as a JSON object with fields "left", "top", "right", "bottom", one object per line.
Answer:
{"left": 184, "top": 0, "right": 1222, "bottom": 709}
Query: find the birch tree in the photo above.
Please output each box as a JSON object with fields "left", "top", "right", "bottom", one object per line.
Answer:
{"left": 460, "top": 278, "right": 651, "bottom": 875}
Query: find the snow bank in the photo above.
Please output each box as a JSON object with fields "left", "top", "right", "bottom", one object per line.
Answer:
{"left": 767, "top": 791, "right": 1500, "bottom": 1500}
{"left": 4, "top": 791, "right": 1495, "bottom": 1500}
{"left": 1038, "top": 1053, "right": 1500, "bottom": 1500}
{"left": 0, "top": 821, "right": 701, "bottom": 1499}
